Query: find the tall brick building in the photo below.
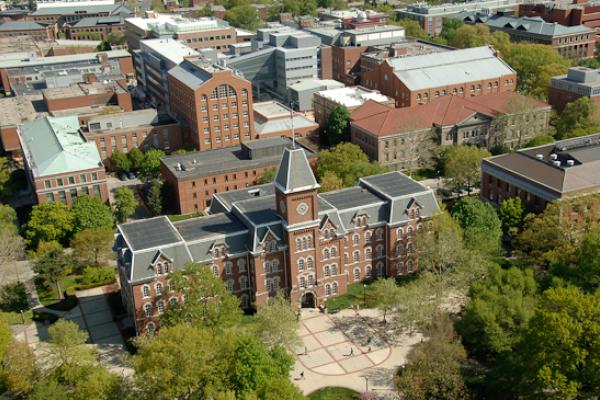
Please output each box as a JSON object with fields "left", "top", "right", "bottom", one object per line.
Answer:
{"left": 116, "top": 147, "right": 440, "bottom": 335}
{"left": 167, "top": 58, "right": 254, "bottom": 151}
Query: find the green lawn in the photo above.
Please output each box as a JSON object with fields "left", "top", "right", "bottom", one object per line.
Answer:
{"left": 408, "top": 168, "right": 439, "bottom": 181}
{"left": 325, "top": 282, "right": 376, "bottom": 310}
{"left": 308, "top": 387, "right": 358, "bottom": 400}
{"left": 35, "top": 275, "right": 79, "bottom": 308}
{"left": 1, "top": 310, "right": 33, "bottom": 326}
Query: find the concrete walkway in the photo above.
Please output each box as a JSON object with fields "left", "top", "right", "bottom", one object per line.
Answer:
{"left": 292, "top": 308, "right": 422, "bottom": 396}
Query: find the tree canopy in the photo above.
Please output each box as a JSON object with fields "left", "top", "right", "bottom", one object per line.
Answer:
{"left": 113, "top": 186, "right": 138, "bottom": 223}
{"left": 450, "top": 197, "right": 502, "bottom": 255}
{"left": 554, "top": 97, "right": 599, "bottom": 139}
{"left": 70, "top": 228, "right": 114, "bottom": 267}
{"left": 137, "top": 149, "right": 165, "bottom": 182}
{"left": 71, "top": 196, "right": 114, "bottom": 232}
{"left": 254, "top": 293, "right": 301, "bottom": 350}
{"left": 317, "top": 143, "right": 387, "bottom": 188}
{"left": 224, "top": 5, "right": 262, "bottom": 31}
{"left": 32, "top": 247, "right": 72, "bottom": 299}
{"left": 258, "top": 167, "right": 277, "bottom": 185}
{"left": 110, "top": 149, "right": 131, "bottom": 173}
{"left": 25, "top": 202, "right": 75, "bottom": 249}
{"left": 440, "top": 145, "right": 491, "bottom": 192}
{"left": 146, "top": 179, "right": 163, "bottom": 216}
{"left": 392, "top": 18, "right": 428, "bottom": 39}
{"left": 323, "top": 106, "right": 350, "bottom": 146}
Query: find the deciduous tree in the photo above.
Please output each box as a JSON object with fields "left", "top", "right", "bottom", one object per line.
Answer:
{"left": 110, "top": 149, "right": 131, "bottom": 173}
{"left": 32, "top": 248, "right": 72, "bottom": 299}
{"left": 138, "top": 148, "right": 165, "bottom": 182}
{"left": 440, "top": 145, "right": 491, "bottom": 193}
{"left": 146, "top": 179, "right": 163, "bottom": 216}
{"left": 127, "top": 147, "right": 144, "bottom": 172}
{"left": 2, "top": 339, "right": 37, "bottom": 394}
{"left": 497, "top": 197, "right": 526, "bottom": 240}
{"left": 113, "top": 186, "right": 138, "bottom": 223}
{"left": 48, "top": 320, "right": 96, "bottom": 380}
{"left": 258, "top": 167, "right": 277, "bottom": 185}
{"left": 318, "top": 170, "right": 343, "bottom": 192}
{"left": 0, "top": 203, "right": 17, "bottom": 233}
{"left": 450, "top": 197, "right": 502, "bottom": 255}
{"left": 0, "top": 157, "right": 10, "bottom": 196}
{"left": 71, "top": 228, "right": 114, "bottom": 267}
{"left": 317, "top": 143, "right": 387, "bottom": 188}
{"left": 25, "top": 202, "right": 74, "bottom": 248}
{"left": 0, "top": 227, "right": 24, "bottom": 267}
{"left": 254, "top": 293, "right": 300, "bottom": 350}
{"left": 371, "top": 278, "right": 399, "bottom": 324}
{"left": 324, "top": 105, "right": 350, "bottom": 146}
{"left": 554, "top": 96, "right": 599, "bottom": 139}
{"left": 71, "top": 196, "right": 113, "bottom": 232}
{"left": 224, "top": 5, "right": 262, "bottom": 31}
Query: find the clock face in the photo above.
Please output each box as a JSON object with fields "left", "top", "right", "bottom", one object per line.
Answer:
{"left": 296, "top": 202, "right": 309, "bottom": 216}
{"left": 279, "top": 200, "right": 286, "bottom": 213}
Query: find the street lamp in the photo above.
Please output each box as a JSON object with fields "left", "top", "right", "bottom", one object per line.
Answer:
{"left": 19, "top": 309, "right": 24, "bottom": 324}
{"left": 365, "top": 377, "right": 369, "bottom": 392}
{"left": 363, "top": 284, "right": 366, "bottom": 305}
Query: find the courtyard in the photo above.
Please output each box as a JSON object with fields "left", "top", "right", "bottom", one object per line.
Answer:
{"left": 293, "top": 308, "right": 423, "bottom": 396}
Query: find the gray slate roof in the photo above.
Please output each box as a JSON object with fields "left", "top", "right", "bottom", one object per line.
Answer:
{"left": 0, "top": 21, "right": 45, "bottom": 31}
{"left": 32, "top": 3, "right": 131, "bottom": 15}
{"left": 486, "top": 16, "right": 594, "bottom": 37}
{"left": 274, "top": 147, "right": 320, "bottom": 194}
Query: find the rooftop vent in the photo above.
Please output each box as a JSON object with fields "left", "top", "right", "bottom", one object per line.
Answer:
{"left": 175, "top": 162, "right": 182, "bottom": 171}
{"left": 567, "top": 159, "right": 575, "bottom": 166}
{"left": 535, "top": 154, "right": 543, "bottom": 160}
{"left": 552, "top": 160, "right": 561, "bottom": 167}
{"left": 549, "top": 153, "right": 558, "bottom": 161}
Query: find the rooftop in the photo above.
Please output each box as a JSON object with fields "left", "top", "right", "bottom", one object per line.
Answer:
{"left": 211, "top": 184, "right": 275, "bottom": 212}
{"left": 0, "top": 21, "right": 46, "bottom": 31}
{"left": 126, "top": 13, "right": 229, "bottom": 34}
{"left": 402, "top": 0, "right": 524, "bottom": 15}
{"left": 84, "top": 109, "right": 175, "bottom": 134}
{"left": 319, "top": 186, "right": 384, "bottom": 210}
{"left": 72, "top": 16, "right": 125, "bottom": 27}
{"left": 363, "top": 40, "right": 450, "bottom": 61}
{"left": 388, "top": 45, "right": 515, "bottom": 91}
{"left": 162, "top": 136, "right": 317, "bottom": 180}
{"left": 483, "top": 133, "right": 600, "bottom": 196}
{"left": 486, "top": 15, "right": 594, "bottom": 36}
{"left": 42, "top": 81, "right": 126, "bottom": 100}
{"left": 31, "top": 3, "right": 130, "bottom": 15}
{"left": 551, "top": 67, "right": 600, "bottom": 94}
{"left": 140, "top": 38, "right": 199, "bottom": 65}
{"left": 360, "top": 171, "right": 429, "bottom": 198}
{"left": 0, "top": 95, "right": 45, "bottom": 127}
{"left": 18, "top": 115, "right": 102, "bottom": 177}
{"left": 316, "top": 86, "right": 392, "bottom": 108}
{"left": 119, "top": 216, "right": 182, "bottom": 251}
{"left": 0, "top": 48, "right": 130, "bottom": 69}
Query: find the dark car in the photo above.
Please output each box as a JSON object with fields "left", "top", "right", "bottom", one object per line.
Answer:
{"left": 127, "top": 171, "right": 136, "bottom": 179}
{"left": 118, "top": 172, "right": 128, "bottom": 181}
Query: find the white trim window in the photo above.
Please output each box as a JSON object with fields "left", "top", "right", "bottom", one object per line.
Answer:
{"left": 227, "top": 279, "right": 234, "bottom": 292}
{"left": 237, "top": 259, "right": 247, "bottom": 272}
{"left": 298, "top": 258, "right": 305, "bottom": 271}
{"left": 331, "top": 246, "right": 337, "bottom": 258}
{"left": 156, "top": 283, "right": 163, "bottom": 296}
{"left": 353, "top": 268, "right": 360, "bottom": 281}
{"left": 157, "top": 300, "right": 165, "bottom": 315}
{"left": 332, "top": 282, "right": 338, "bottom": 294}
{"left": 225, "top": 262, "right": 233, "bottom": 275}
{"left": 307, "top": 257, "right": 314, "bottom": 270}
{"left": 142, "top": 285, "right": 150, "bottom": 298}
{"left": 144, "top": 303, "right": 152, "bottom": 318}
{"left": 239, "top": 276, "right": 248, "bottom": 290}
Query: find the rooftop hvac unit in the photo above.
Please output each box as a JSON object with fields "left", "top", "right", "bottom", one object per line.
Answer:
{"left": 535, "top": 154, "right": 543, "bottom": 160}
{"left": 549, "top": 153, "right": 557, "bottom": 160}
{"left": 552, "top": 160, "right": 561, "bottom": 167}
{"left": 567, "top": 160, "right": 575, "bottom": 166}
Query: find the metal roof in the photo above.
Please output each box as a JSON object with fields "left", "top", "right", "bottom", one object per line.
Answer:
{"left": 360, "top": 172, "right": 429, "bottom": 198}
{"left": 119, "top": 216, "right": 182, "bottom": 252}
{"left": 486, "top": 15, "right": 594, "bottom": 37}
{"left": 0, "top": 21, "right": 46, "bottom": 31}
{"left": 274, "top": 147, "right": 320, "bottom": 194}
{"left": 0, "top": 49, "right": 130, "bottom": 69}
{"left": 32, "top": 3, "right": 131, "bottom": 15}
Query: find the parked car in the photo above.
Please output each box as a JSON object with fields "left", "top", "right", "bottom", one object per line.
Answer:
{"left": 127, "top": 171, "right": 136, "bottom": 180}
{"left": 118, "top": 172, "right": 128, "bottom": 181}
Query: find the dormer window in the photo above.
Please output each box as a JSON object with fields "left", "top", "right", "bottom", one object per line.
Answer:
{"left": 156, "top": 263, "right": 163, "bottom": 275}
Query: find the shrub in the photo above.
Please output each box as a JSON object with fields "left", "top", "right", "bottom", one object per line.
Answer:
{"left": 32, "top": 310, "right": 59, "bottom": 323}
{"left": 78, "top": 266, "right": 116, "bottom": 286}
{"left": 0, "top": 282, "right": 29, "bottom": 312}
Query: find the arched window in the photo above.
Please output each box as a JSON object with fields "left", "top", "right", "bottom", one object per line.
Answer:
{"left": 307, "top": 274, "right": 314, "bottom": 286}
{"left": 142, "top": 285, "right": 150, "bottom": 298}
{"left": 242, "top": 88, "right": 248, "bottom": 97}
{"left": 397, "top": 261, "right": 404, "bottom": 275}
{"left": 307, "top": 235, "right": 313, "bottom": 248}
{"left": 219, "top": 84, "right": 227, "bottom": 97}
{"left": 407, "top": 260, "right": 414, "bottom": 273}
{"left": 330, "top": 228, "right": 335, "bottom": 237}
{"left": 156, "top": 263, "right": 163, "bottom": 275}
{"left": 298, "top": 258, "right": 305, "bottom": 271}
{"left": 396, "top": 243, "right": 403, "bottom": 255}
{"left": 332, "top": 282, "right": 338, "bottom": 294}
{"left": 157, "top": 300, "right": 165, "bottom": 315}
{"left": 269, "top": 241, "right": 277, "bottom": 252}
{"left": 146, "top": 322, "right": 156, "bottom": 333}
{"left": 375, "top": 227, "right": 383, "bottom": 240}
{"left": 228, "top": 86, "right": 236, "bottom": 96}
{"left": 300, "top": 276, "right": 306, "bottom": 288}
{"left": 323, "top": 248, "right": 330, "bottom": 259}
{"left": 168, "top": 280, "right": 175, "bottom": 292}
{"left": 169, "top": 297, "right": 177, "bottom": 307}
{"left": 238, "top": 259, "right": 247, "bottom": 272}
{"left": 365, "top": 231, "right": 372, "bottom": 244}
{"left": 325, "top": 284, "right": 331, "bottom": 296}
{"left": 353, "top": 234, "right": 360, "bottom": 245}
{"left": 407, "top": 242, "right": 413, "bottom": 253}
{"left": 324, "top": 265, "right": 330, "bottom": 276}
{"left": 344, "top": 253, "right": 349, "bottom": 264}
{"left": 376, "top": 245, "right": 384, "bottom": 258}
{"left": 274, "top": 277, "right": 280, "bottom": 290}
{"left": 331, "top": 264, "right": 337, "bottom": 276}
{"left": 324, "top": 229, "right": 329, "bottom": 239}
{"left": 156, "top": 283, "right": 163, "bottom": 296}
{"left": 366, "top": 265, "right": 372, "bottom": 278}
{"left": 365, "top": 247, "right": 372, "bottom": 260}
{"left": 296, "top": 238, "right": 302, "bottom": 250}
{"left": 407, "top": 226, "right": 414, "bottom": 237}
{"left": 272, "top": 259, "right": 280, "bottom": 272}
{"left": 353, "top": 268, "right": 360, "bottom": 281}
{"left": 211, "top": 88, "right": 218, "bottom": 99}
{"left": 212, "top": 265, "right": 219, "bottom": 276}
{"left": 397, "top": 227, "right": 403, "bottom": 238}
{"left": 239, "top": 276, "right": 248, "bottom": 289}
{"left": 376, "top": 262, "right": 384, "bottom": 277}
{"left": 240, "top": 294, "right": 249, "bottom": 308}
{"left": 331, "top": 246, "right": 337, "bottom": 258}
{"left": 417, "top": 223, "right": 423, "bottom": 232}
{"left": 302, "top": 237, "right": 307, "bottom": 250}
{"left": 144, "top": 303, "right": 152, "bottom": 318}
{"left": 307, "top": 257, "right": 314, "bottom": 270}
{"left": 264, "top": 261, "right": 271, "bottom": 274}
{"left": 225, "top": 262, "right": 233, "bottom": 275}
{"left": 227, "top": 279, "right": 234, "bottom": 292}
{"left": 353, "top": 251, "right": 360, "bottom": 262}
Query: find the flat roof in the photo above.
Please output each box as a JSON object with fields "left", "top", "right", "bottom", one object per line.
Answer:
{"left": 126, "top": 13, "right": 228, "bottom": 33}
{"left": 0, "top": 49, "right": 130, "bottom": 69}
{"left": 0, "top": 95, "right": 45, "bottom": 127}
{"left": 0, "top": 21, "right": 46, "bottom": 31}
{"left": 361, "top": 171, "right": 428, "bottom": 198}
{"left": 316, "top": 86, "right": 392, "bottom": 108}
{"left": 253, "top": 101, "right": 291, "bottom": 119}
{"left": 140, "top": 38, "right": 199, "bottom": 65}
{"left": 119, "top": 216, "right": 182, "bottom": 251}
{"left": 161, "top": 137, "right": 316, "bottom": 180}
{"left": 32, "top": 3, "right": 130, "bottom": 15}
{"left": 319, "top": 186, "right": 385, "bottom": 210}
{"left": 174, "top": 212, "right": 247, "bottom": 242}
{"left": 42, "top": 81, "right": 126, "bottom": 99}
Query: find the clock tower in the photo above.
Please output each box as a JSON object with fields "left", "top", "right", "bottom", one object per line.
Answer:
{"left": 273, "top": 146, "right": 322, "bottom": 307}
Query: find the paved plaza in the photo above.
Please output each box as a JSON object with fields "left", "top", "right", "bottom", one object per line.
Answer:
{"left": 292, "top": 308, "right": 423, "bottom": 395}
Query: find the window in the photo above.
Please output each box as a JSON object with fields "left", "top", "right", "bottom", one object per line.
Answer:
{"left": 376, "top": 262, "right": 384, "bottom": 277}
{"left": 228, "top": 86, "right": 236, "bottom": 96}
{"left": 354, "top": 268, "right": 360, "bottom": 281}
{"left": 156, "top": 263, "right": 163, "bottom": 275}
{"left": 353, "top": 234, "right": 359, "bottom": 245}
{"left": 308, "top": 275, "right": 314, "bottom": 286}
{"left": 264, "top": 261, "right": 271, "bottom": 274}
{"left": 298, "top": 259, "right": 305, "bottom": 271}
{"left": 212, "top": 265, "right": 219, "bottom": 276}
{"left": 169, "top": 297, "right": 177, "bottom": 307}
{"left": 227, "top": 279, "right": 234, "bottom": 292}
{"left": 300, "top": 276, "right": 306, "bottom": 288}
{"left": 366, "top": 265, "right": 372, "bottom": 278}
{"left": 307, "top": 257, "right": 314, "bottom": 270}
{"left": 271, "top": 259, "right": 279, "bottom": 272}
{"left": 365, "top": 231, "right": 372, "bottom": 244}
{"left": 225, "top": 262, "right": 233, "bottom": 275}
{"left": 146, "top": 322, "right": 156, "bottom": 333}
{"left": 325, "top": 284, "right": 331, "bottom": 296}
{"left": 376, "top": 245, "right": 384, "bottom": 258}
{"left": 239, "top": 276, "right": 248, "bottom": 289}
{"left": 211, "top": 88, "right": 218, "bottom": 99}
{"left": 157, "top": 300, "right": 165, "bottom": 315}
{"left": 375, "top": 228, "right": 383, "bottom": 240}
{"left": 324, "top": 265, "right": 330, "bottom": 276}
{"left": 407, "top": 242, "right": 413, "bottom": 253}
{"left": 331, "top": 246, "right": 337, "bottom": 258}
{"left": 323, "top": 248, "right": 330, "bottom": 259}
{"left": 397, "top": 227, "right": 403, "bottom": 237}
{"left": 238, "top": 259, "right": 246, "bottom": 272}
{"left": 156, "top": 283, "right": 163, "bottom": 296}
{"left": 353, "top": 251, "right": 360, "bottom": 262}
{"left": 168, "top": 280, "right": 175, "bottom": 292}
{"left": 142, "top": 285, "right": 150, "bottom": 298}
{"left": 407, "top": 226, "right": 414, "bottom": 237}
{"left": 407, "top": 260, "right": 414, "bottom": 273}
{"left": 332, "top": 282, "right": 338, "bottom": 294}
{"left": 331, "top": 264, "right": 337, "bottom": 276}
{"left": 240, "top": 294, "right": 249, "bottom": 308}
{"left": 296, "top": 238, "right": 302, "bottom": 250}
{"left": 144, "top": 303, "right": 152, "bottom": 318}
{"left": 302, "top": 237, "right": 307, "bottom": 250}
{"left": 365, "top": 247, "right": 372, "bottom": 260}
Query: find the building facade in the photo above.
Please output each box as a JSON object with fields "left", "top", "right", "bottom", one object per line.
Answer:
{"left": 549, "top": 66, "right": 600, "bottom": 117}
{"left": 167, "top": 59, "right": 255, "bottom": 151}
{"left": 116, "top": 146, "right": 440, "bottom": 335}
{"left": 485, "top": 15, "right": 595, "bottom": 59}
{"left": 161, "top": 137, "right": 317, "bottom": 213}
{"left": 18, "top": 115, "right": 109, "bottom": 205}
{"left": 481, "top": 133, "right": 600, "bottom": 212}
{"left": 65, "top": 16, "right": 125, "bottom": 41}
{"left": 350, "top": 93, "right": 551, "bottom": 170}
{"left": 520, "top": 0, "right": 600, "bottom": 41}
{"left": 42, "top": 80, "right": 132, "bottom": 113}
{"left": 360, "top": 46, "right": 517, "bottom": 108}
{"left": 31, "top": 3, "right": 131, "bottom": 26}
{"left": 0, "top": 21, "right": 57, "bottom": 41}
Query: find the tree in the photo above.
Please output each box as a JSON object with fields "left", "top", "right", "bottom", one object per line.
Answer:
{"left": 258, "top": 167, "right": 277, "bottom": 185}
{"left": 392, "top": 18, "right": 428, "bottom": 39}
{"left": 2, "top": 339, "right": 37, "bottom": 394}
{"left": 0, "top": 227, "right": 24, "bottom": 268}
{"left": 32, "top": 248, "right": 72, "bottom": 299}
{"left": 224, "top": 5, "right": 262, "bottom": 31}
{"left": 163, "top": 263, "right": 242, "bottom": 333}
{"left": 438, "top": 17, "right": 463, "bottom": 44}
{"left": 317, "top": 143, "right": 387, "bottom": 188}
{"left": 138, "top": 148, "right": 165, "bottom": 182}
{"left": 282, "top": 0, "right": 316, "bottom": 16}
{"left": 318, "top": 170, "right": 343, "bottom": 192}
{"left": 371, "top": 278, "right": 399, "bottom": 324}
{"left": 512, "top": 286, "right": 600, "bottom": 399}
{"left": 0, "top": 314, "right": 11, "bottom": 362}
{"left": 71, "top": 196, "right": 114, "bottom": 233}
{"left": 324, "top": 105, "right": 350, "bottom": 146}
{"left": 497, "top": 197, "right": 526, "bottom": 240}
{"left": 440, "top": 145, "right": 491, "bottom": 192}
{"left": 146, "top": 179, "right": 163, "bottom": 216}
{"left": 449, "top": 24, "right": 509, "bottom": 50}
{"left": 0, "top": 157, "right": 10, "bottom": 196}
{"left": 127, "top": 147, "right": 144, "bottom": 172}
{"left": 554, "top": 97, "right": 599, "bottom": 139}
{"left": 395, "top": 313, "right": 469, "bottom": 400}
{"left": 395, "top": 273, "right": 440, "bottom": 334}
{"left": 0, "top": 203, "right": 17, "bottom": 233}
{"left": 28, "top": 379, "right": 69, "bottom": 400}
{"left": 450, "top": 197, "right": 502, "bottom": 255}
{"left": 71, "top": 228, "right": 114, "bottom": 267}
{"left": 113, "top": 186, "right": 137, "bottom": 223}
{"left": 551, "top": 227, "right": 600, "bottom": 292}
{"left": 106, "top": 30, "right": 126, "bottom": 46}
{"left": 150, "top": 0, "right": 165, "bottom": 11}
{"left": 0, "top": 282, "right": 29, "bottom": 312}
{"left": 525, "top": 134, "right": 555, "bottom": 148}
{"left": 457, "top": 265, "right": 537, "bottom": 357}
{"left": 133, "top": 324, "right": 232, "bottom": 399}
{"left": 258, "top": 377, "right": 306, "bottom": 400}
{"left": 25, "top": 202, "right": 74, "bottom": 248}
{"left": 254, "top": 293, "right": 300, "bottom": 350}
{"left": 48, "top": 320, "right": 96, "bottom": 379}
{"left": 110, "top": 149, "right": 131, "bottom": 173}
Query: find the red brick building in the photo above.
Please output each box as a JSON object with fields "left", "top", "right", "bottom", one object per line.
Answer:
{"left": 167, "top": 59, "right": 255, "bottom": 151}
{"left": 361, "top": 45, "right": 517, "bottom": 108}
{"left": 65, "top": 16, "right": 125, "bottom": 41}
{"left": 0, "top": 20, "right": 57, "bottom": 41}
{"left": 42, "top": 80, "right": 132, "bottom": 113}
{"left": 18, "top": 115, "right": 109, "bottom": 206}
{"left": 549, "top": 66, "right": 600, "bottom": 117}
{"left": 117, "top": 146, "right": 440, "bottom": 335}
{"left": 160, "top": 137, "right": 317, "bottom": 213}
{"left": 520, "top": 0, "right": 600, "bottom": 41}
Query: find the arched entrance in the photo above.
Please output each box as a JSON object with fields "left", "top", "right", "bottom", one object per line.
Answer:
{"left": 301, "top": 292, "right": 316, "bottom": 308}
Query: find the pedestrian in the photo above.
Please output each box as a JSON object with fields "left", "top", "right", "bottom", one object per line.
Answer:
{"left": 367, "top": 337, "right": 372, "bottom": 345}
{"left": 300, "top": 371, "right": 305, "bottom": 380}
{"left": 368, "top": 346, "right": 372, "bottom": 353}
{"left": 304, "top": 346, "right": 308, "bottom": 355}
{"left": 349, "top": 347, "right": 354, "bottom": 356}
